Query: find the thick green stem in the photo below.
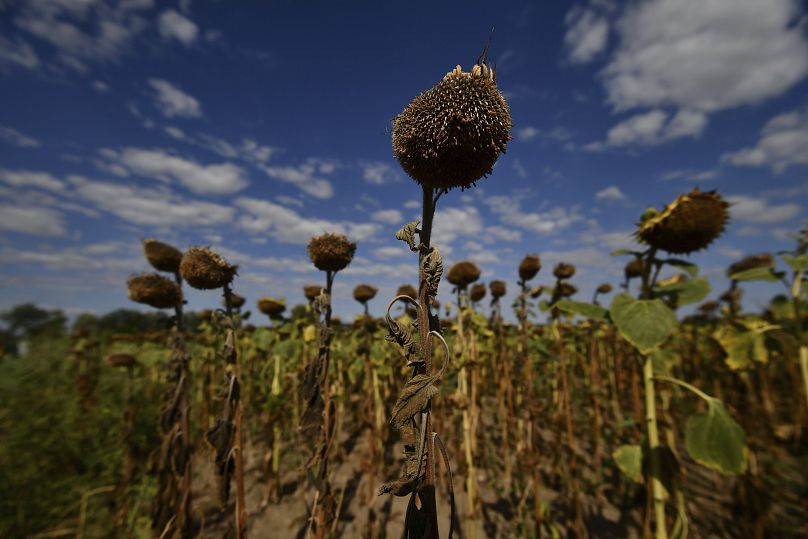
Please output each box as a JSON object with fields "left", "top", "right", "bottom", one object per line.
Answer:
{"left": 644, "top": 356, "right": 667, "bottom": 539}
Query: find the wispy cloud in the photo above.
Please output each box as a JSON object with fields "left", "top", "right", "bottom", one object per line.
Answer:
{"left": 0, "top": 125, "right": 40, "bottom": 148}
{"left": 148, "top": 79, "right": 203, "bottom": 118}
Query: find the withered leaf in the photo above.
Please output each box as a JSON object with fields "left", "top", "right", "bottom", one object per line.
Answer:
{"left": 379, "top": 445, "right": 426, "bottom": 497}
{"left": 385, "top": 317, "right": 420, "bottom": 364}
{"left": 390, "top": 374, "right": 438, "bottom": 429}
{"left": 396, "top": 220, "right": 421, "bottom": 252}
{"left": 422, "top": 247, "right": 443, "bottom": 296}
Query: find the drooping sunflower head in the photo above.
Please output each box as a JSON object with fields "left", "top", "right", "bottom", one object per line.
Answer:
{"left": 179, "top": 247, "right": 237, "bottom": 290}
{"left": 307, "top": 233, "right": 356, "bottom": 273}
{"left": 624, "top": 258, "right": 644, "bottom": 279}
{"left": 446, "top": 260, "right": 482, "bottom": 289}
{"left": 392, "top": 63, "right": 512, "bottom": 191}
{"left": 127, "top": 272, "right": 183, "bottom": 309}
{"left": 727, "top": 253, "right": 774, "bottom": 279}
{"left": 636, "top": 189, "right": 729, "bottom": 255}
{"left": 397, "top": 284, "right": 418, "bottom": 299}
{"left": 142, "top": 239, "right": 183, "bottom": 274}
{"left": 257, "top": 297, "right": 286, "bottom": 318}
{"left": 596, "top": 283, "right": 613, "bottom": 295}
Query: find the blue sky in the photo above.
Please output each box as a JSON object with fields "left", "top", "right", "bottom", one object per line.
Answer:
{"left": 0, "top": 0, "right": 806, "bottom": 320}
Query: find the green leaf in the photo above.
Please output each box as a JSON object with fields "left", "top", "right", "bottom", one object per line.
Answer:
{"left": 609, "top": 293, "right": 678, "bottom": 354}
{"left": 539, "top": 300, "right": 550, "bottom": 313}
{"left": 650, "top": 348, "right": 678, "bottom": 375}
{"left": 684, "top": 398, "right": 747, "bottom": 475}
{"left": 554, "top": 300, "right": 608, "bottom": 321}
{"left": 662, "top": 258, "right": 699, "bottom": 277}
{"left": 654, "top": 276, "right": 711, "bottom": 306}
{"left": 713, "top": 321, "right": 776, "bottom": 370}
{"left": 613, "top": 444, "right": 643, "bottom": 483}
{"left": 781, "top": 253, "right": 808, "bottom": 273}
{"left": 730, "top": 267, "right": 783, "bottom": 282}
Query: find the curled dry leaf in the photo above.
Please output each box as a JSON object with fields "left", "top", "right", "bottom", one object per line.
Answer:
{"left": 390, "top": 374, "right": 439, "bottom": 430}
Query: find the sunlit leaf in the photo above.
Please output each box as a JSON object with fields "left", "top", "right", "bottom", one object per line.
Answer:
{"left": 730, "top": 267, "right": 783, "bottom": 282}
{"left": 780, "top": 253, "right": 808, "bottom": 273}
{"left": 554, "top": 300, "right": 608, "bottom": 321}
{"left": 609, "top": 293, "right": 678, "bottom": 354}
{"left": 395, "top": 220, "right": 420, "bottom": 252}
{"left": 654, "top": 276, "right": 711, "bottom": 307}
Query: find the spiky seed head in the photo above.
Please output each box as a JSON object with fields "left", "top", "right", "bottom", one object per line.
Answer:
{"left": 227, "top": 293, "right": 246, "bottom": 309}
{"left": 596, "top": 283, "right": 613, "bottom": 295}
{"left": 446, "top": 260, "right": 481, "bottom": 288}
{"left": 469, "top": 283, "right": 486, "bottom": 303}
{"left": 519, "top": 254, "right": 541, "bottom": 282}
{"left": 557, "top": 282, "right": 577, "bottom": 298}
{"left": 303, "top": 284, "right": 323, "bottom": 301}
{"left": 257, "top": 297, "right": 286, "bottom": 318}
{"left": 636, "top": 189, "right": 729, "bottom": 255}
{"left": 490, "top": 280, "right": 507, "bottom": 299}
{"left": 179, "top": 247, "right": 237, "bottom": 290}
{"left": 727, "top": 253, "right": 774, "bottom": 279}
{"left": 307, "top": 233, "right": 356, "bottom": 272}
{"left": 624, "top": 259, "right": 644, "bottom": 279}
{"left": 143, "top": 239, "right": 183, "bottom": 273}
{"left": 353, "top": 284, "right": 378, "bottom": 304}
{"left": 397, "top": 284, "right": 418, "bottom": 299}
{"left": 392, "top": 63, "right": 512, "bottom": 191}
{"left": 105, "top": 353, "right": 138, "bottom": 369}
{"left": 127, "top": 272, "right": 183, "bottom": 309}
{"left": 553, "top": 262, "right": 576, "bottom": 280}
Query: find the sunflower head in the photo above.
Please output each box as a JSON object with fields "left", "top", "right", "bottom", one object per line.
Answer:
{"left": 469, "top": 283, "right": 486, "bottom": 303}
{"left": 519, "top": 254, "right": 541, "bottom": 282}
{"left": 257, "top": 297, "right": 286, "bottom": 318}
{"left": 307, "top": 233, "right": 356, "bottom": 273}
{"left": 596, "top": 283, "right": 613, "bottom": 295}
{"left": 489, "top": 280, "right": 507, "bottom": 299}
{"left": 303, "top": 284, "right": 323, "bottom": 301}
{"left": 353, "top": 284, "right": 378, "bottom": 304}
{"left": 127, "top": 272, "right": 183, "bottom": 309}
{"left": 727, "top": 253, "right": 774, "bottom": 279}
{"left": 446, "top": 260, "right": 481, "bottom": 289}
{"left": 179, "top": 247, "right": 237, "bottom": 290}
{"left": 143, "top": 239, "right": 183, "bottom": 274}
{"left": 392, "top": 63, "right": 512, "bottom": 191}
{"left": 636, "top": 189, "right": 729, "bottom": 255}
{"left": 553, "top": 262, "right": 576, "bottom": 280}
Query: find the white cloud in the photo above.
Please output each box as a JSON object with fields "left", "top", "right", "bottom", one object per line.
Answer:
{"left": 372, "top": 209, "right": 403, "bottom": 225}
{"left": 1, "top": 243, "right": 140, "bottom": 271}
{"left": 486, "top": 225, "right": 522, "bottom": 242}
{"left": 69, "top": 175, "right": 234, "bottom": 227}
{"left": 660, "top": 169, "right": 718, "bottom": 182}
{"left": 157, "top": 9, "right": 198, "bottom": 46}
{"left": 148, "top": 78, "right": 202, "bottom": 118}
{"left": 101, "top": 147, "right": 248, "bottom": 195}
{"left": 236, "top": 196, "right": 379, "bottom": 244}
{"left": 259, "top": 160, "right": 335, "bottom": 198}
{"left": 432, "top": 206, "right": 484, "bottom": 247}
{"left": 486, "top": 196, "right": 583, "bottom": 234}
{"left": 517, "top": 126, "right": 539, "bottom": 141}
{"left": 0, "top": 204, "right": 66, "bottom": 237}
{"left": 0, "top": 125, "right": 39, "bottom": 148}
{"left": 602, "top": 0, "right": 808, "bottom": 114}
{"left": 403, "top": 199, "right": 421, "bottom": 210}
{"left": 164, "top": 126, "right": 185, "bottom": 140}
{"left": 13, "top": 0, "right": 152, "bottom": 71}
{"left": 564, "top": 6, "right": 609, "bottom": 64}
{"left": 360, "top": 161, "right": 398, "bottom": 185}
{"left": 595, "top": 185, "right": 626, "bottom": 201}
{"left": 721, "top": 107, "right": 808, "bottom": 172}
{"left": 0, "top": 35, "right": 40, "bottom": 70}
{"left": 92, "top": 80, "right": 109, "bottom": 93}
{"left": 603, "top": 109, "right": 707, "bottom": 147}
{"left": 374, "top": 246, "right": 408, "bottom": 259}
{"left": 0, "top": 169, "right": 63, "bottom": 191}
{"left": 727, "top": 194, "right": 801, "bottom": 224}
{"left": 512, "top": 159, "right": 528, "bottom": 179}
